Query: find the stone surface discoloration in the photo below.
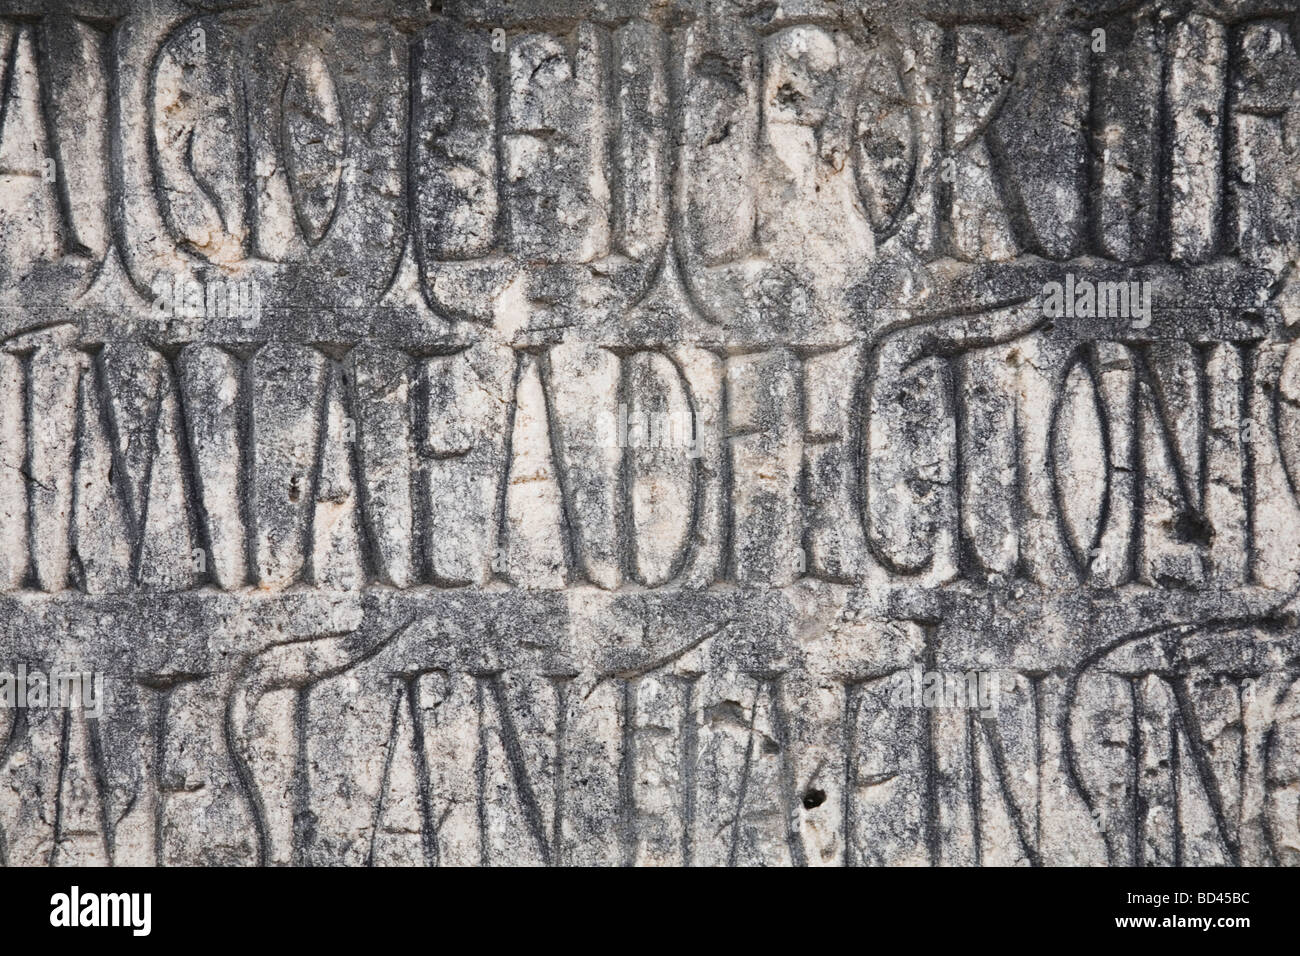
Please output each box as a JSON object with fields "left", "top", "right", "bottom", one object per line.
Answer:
{"left": 0, "top": 0, "right": 1298, "bottom": 866}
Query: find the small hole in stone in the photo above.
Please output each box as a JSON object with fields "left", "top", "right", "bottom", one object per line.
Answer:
{"left": 802, "top": 788, "right": 826, "bottom": 810}
{"left": 1172, "top": 510, "right": 1213, "bottom": 546}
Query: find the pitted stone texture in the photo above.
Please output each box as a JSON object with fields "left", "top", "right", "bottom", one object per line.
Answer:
{"left": 0, "top": 0, "right": 1298, "bottom": 867}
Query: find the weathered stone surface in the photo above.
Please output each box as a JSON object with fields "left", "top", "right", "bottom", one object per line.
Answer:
{"left": 0, "top": 0, "right": 1298, "bottom": 867}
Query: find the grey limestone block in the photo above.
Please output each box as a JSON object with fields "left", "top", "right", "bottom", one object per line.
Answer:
{"left": 0, "top": 0, "right": 1298, "bottom": 866}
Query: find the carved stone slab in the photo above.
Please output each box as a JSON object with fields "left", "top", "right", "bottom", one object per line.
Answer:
{"left": 0, "top": 0, "right": 1297, "bottom": 866}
